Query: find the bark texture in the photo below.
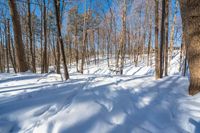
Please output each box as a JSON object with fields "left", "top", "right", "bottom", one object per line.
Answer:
{"left": 8, "top": 0, "right": 28, "bottom": 72}
{"left": 180, "top": 0, "right": 200, "bottom": 95}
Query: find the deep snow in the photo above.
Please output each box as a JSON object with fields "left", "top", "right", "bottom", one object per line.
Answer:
{"left": 0, "top": 52, "right": 200, "bottom": 133}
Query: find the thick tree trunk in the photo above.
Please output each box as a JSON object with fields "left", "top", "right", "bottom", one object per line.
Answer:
{"left": 180, "top": 0, "right": 200, "bottom": 95}
{"left": 160, "top": 0, "right": 166, "bottom": 78}
{"left": 8, "top": 0, "right": 28, "bottom": 72}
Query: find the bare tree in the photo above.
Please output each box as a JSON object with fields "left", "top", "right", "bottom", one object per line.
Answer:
{"left": 155, "top": 0, "right": 160, "bottom": 79}
{"left": 159, "top": 0, "right": 166, "bottom": 78}
{"left": 80, "top": 0, "right": 87, "bottom": 74}
{"left": 28, "top": 0, "right": 36, "bottom": 73}
{"left": 119, "top": 0, "right": 127, "bottom": 75}
{"left": 8, "top": 0, "right": 28, "bottom": 72}
{"left": 54, "top": 0, "right": 69, "bottom": 80}
{"left": 164, "top": 0, "right": 169, "bottom": 76}
{"left": 42, "top": 0, "right": 48, "bottom": 73}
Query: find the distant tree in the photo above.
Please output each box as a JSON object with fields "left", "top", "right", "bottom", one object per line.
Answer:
{"left": 169, "top": 0, "right": 178, "bottom": 69}
{"left": 119, "top": 0, "right": 127, "bottom": 75}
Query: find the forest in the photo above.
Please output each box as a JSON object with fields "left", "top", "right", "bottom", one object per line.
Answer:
{"left": 0, "top": 0, "right": 200, "bottom": 133}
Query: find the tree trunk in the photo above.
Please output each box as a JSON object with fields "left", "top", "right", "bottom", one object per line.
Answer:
{"left": 40, "top": 4, "right": 43, "bottom": 73}
{"left": 164, "top": 0, "right": 169, "bottom": 76}
{"left": 5, "top": 21, "right": 9, "bottom": 73}
{"left": 56, "top": 38, "right": 61, "bottom": 74}
{"left": 74, "top": 16, "right": 79, "bottom": 72}
{"left": 159, "top": 0, "right": 166, "bottom": 78}
{"left": 147, "top": 14, "right": 152, "bottom": 66}
{"left": 28, "top": 0, "right": 36, "bottom": 73}
{"left": 180, "top": 0, "right": 200, "bottom": 95}
{"left": 54, "top": 0, "right": 69, "bottom": 80}
{"left": 80, "top": 0, "right": 87, "bottom": 74}
{"left": 155, "top": 0, "right": 160, "bottom": 79}
{"left": 119, "top": 0, "right": 127, "bottom": 75}
{"left": 42, "top": 0, "right": 48, "bottom": 73}
{"left": 8, "top": 0, "right": 28, "bottom": 72}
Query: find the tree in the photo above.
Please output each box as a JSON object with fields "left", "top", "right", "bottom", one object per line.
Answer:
{"left": 180, "top": 0, "right": 200, "bottom": 95}
{"left": 159, "top": 0, "right": 166, "bottom": 78}
{"left": 28, "top": 0, "right": 36, "bottom": 73}
{"left": 54, "top": 0, "right": 69, "bottom": 80}
{"left": 164, "top": 0, "right": 169, "bottom": 76}
{"left": 80, "top": 0, "right": 87, "bottom": 74}
{"left": 42, "top": 0, "right": 48, "bottom": 73}
{"left": 155, "top": 0, "right": 160, "bottom": 79}
{"left": 8, "top": 0, "right": 28, "bottom": 72}
{"left": 119, "top": 0, "right": 127, "bottom": 75}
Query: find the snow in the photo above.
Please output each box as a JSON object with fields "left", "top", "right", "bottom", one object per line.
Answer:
{"left": 0, "top": 51, "right": 200, "bottom": 133}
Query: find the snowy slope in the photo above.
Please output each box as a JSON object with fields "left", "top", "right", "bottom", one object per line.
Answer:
{"left": 0, "top": 51, "right": 199, "bottom": 133}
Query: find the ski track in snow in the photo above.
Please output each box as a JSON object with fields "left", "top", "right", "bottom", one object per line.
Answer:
{"left": 0, "top": 51, "right": 200, "bottom": 133}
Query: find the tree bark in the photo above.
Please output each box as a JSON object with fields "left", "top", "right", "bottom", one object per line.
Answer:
{"left": 56, "top": 38, "right": 61, "bottom": 74}
{"left": 164, "top": 0, "right": 169, "bottom": 76}
{"left": 147, "top": 19, "right": 152, "bottom": 66}
{"left": 155, "top": 0, "right": 160, "bottom": 79}
{"left": 28, "top": 0, "right": 36, "bottom": 73}
{"left": 160, "top": 0, "right": 166, "bottom": 78}
{"left": 119, "top": 0, "right": 127, "bottom": 75}
{"left": 180, "top": 0, "right": 200, "bottom": 95}
{"left": 42, "top": 0, "right": 48, "bottom": 73}
{"left": 80, "top": 0, "right": 87, "bottom": 74}
{"left": 54, "top": 0, "right": 69, "bottom": 80}
{"left": 8, "top": 0, "right": 28, "bottom": 72}
{"left": 5, "top": 21, "right": 9, "bottom": 73}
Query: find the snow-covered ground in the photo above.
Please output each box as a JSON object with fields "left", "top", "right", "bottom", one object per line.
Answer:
{"left": 0, "top": 51, "right": 200, "bottom": 133}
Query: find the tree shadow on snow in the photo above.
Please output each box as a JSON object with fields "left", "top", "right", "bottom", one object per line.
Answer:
{"left": 189, "top": 118, "right": 200, "bottom": 133}
{"left": 0, "top": 75, "right": 191, "bottom": 133}
{"left": 57, "top": 76, "right": 190, "bottom": 133}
